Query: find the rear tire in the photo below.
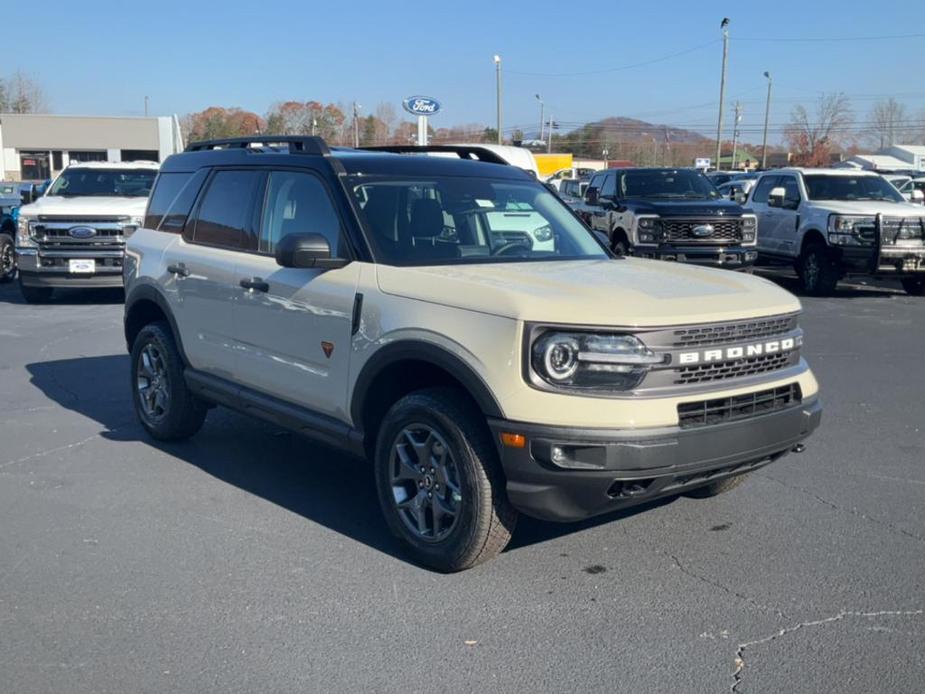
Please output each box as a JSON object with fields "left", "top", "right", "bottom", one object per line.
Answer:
{"left": 0, "top": 233, "right": 15, "bottom": 283}
{"left": 130, "top": 321, "right": 207, "bottom": 441}
{"left": 684, "top": 474, "right": 746, "bottom": 498}
{"left": 374, "top": 387, "right": 517, "bottom": 572}
{"left": 901, "top": 278, "right": 925, "bottom": 296}
{"left": 18, "top": 278, "right": 53, "bottom": 303}
{"left": 798, "top": 244, "right": 839, "bottom": 296}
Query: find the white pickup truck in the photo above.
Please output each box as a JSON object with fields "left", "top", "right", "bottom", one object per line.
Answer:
{"left": 15, "top": 161, "right": 159, "bottom": 302}
{"left": 748, "top": 168, "right": 925, "bottom": 295}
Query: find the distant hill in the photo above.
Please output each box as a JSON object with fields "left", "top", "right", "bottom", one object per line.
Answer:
{"left": 552, "top": 116, "right": 711, "bottom": 164}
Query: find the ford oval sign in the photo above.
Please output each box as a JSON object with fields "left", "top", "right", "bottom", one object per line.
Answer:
{"left": 402, "top": 96, "right": 441, "bottom": 116}
{"left": 68, "top": 226, "right": 97, "bottom": 239}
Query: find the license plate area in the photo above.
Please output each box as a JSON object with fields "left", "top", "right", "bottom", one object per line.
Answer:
{"left": 68, "top": 259, "right": 95, "bottom": 274}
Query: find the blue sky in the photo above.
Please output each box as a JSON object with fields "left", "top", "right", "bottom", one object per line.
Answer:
{"left": 6, "top": 0, "right": 925, "bottom": 144}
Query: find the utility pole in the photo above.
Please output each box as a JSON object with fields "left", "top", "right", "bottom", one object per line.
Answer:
{"left": 144, "top": 96, "right": 149, "bottom": 117}
{"left": 311, "top": 117, "right": 317, "bottom": 137}
{"left": 352, "top": 102, "right": 360, "bottom": 147}
{"left": 494, "top": 55, "right": 503, "bottom": 144}
{"left": 602, "top": 148, "right": 609, "bottom": 168}
{"left": 536, "top": 93, "right": 544, "bottom": 143}
{"left": 731, "top": 102, "right": 742, "bottom": 170}
{"left": 547, "top": 115, "right": 554, "bottom": 153}
{"left": 761, "top": 72, "right": 772, "bottom": 169}
{"left": 715, "top": 18, "right": 730, "bottom": 170}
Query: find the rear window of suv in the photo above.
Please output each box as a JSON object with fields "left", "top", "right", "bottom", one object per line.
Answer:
{"left": 144, "top": 170, "right": 207, "bottom": 232}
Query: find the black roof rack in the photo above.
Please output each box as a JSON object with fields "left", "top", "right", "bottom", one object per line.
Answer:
{"left": 185, "top": 136, "right": 330, "bottom": 155}
{"left": 359, "top": 145, "right": 509, "bottom": 166}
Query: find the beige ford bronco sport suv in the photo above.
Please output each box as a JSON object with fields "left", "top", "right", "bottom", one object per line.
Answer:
{"left": 124, "top": 137, "right": 821, "bottom": 571}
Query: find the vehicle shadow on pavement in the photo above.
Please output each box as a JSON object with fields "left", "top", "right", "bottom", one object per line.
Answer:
{"left": 26, "top": 354, "right": 663, "bottom": 566}
{"left": 755, "top": 270, "right": 904, "bottom": 299}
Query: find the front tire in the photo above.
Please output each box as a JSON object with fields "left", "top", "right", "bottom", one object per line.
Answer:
{"left": 798, "top": 244, "right": 839, "bottom": 296}
{"left": 684, "top": 474, "right": 746, "bottom": 498}
{"left": 130, "top": 321, "right": 207, "bottom": 441}
{"left": 0, "top": 233, "right": 15, "bottom": 283}
{"left": 374, "top": 388, "right": 517, "bottom": 572}
{"left": 901, "top": 278, "right": 925, "bottom": 296}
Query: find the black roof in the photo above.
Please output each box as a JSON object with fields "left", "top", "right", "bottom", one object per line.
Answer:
{"left": 162, "top": 136, "right": 531, "bottom": 180}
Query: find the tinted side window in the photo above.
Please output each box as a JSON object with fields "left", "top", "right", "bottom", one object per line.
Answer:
{"left": 600, "top": 172, "right": 617, "bottom": 197}
{"left": 588, "top": 173, "right": 605, "bottom": 193}
{"left": 780, "top": 176, "right": 801, "bottom": 204}
{"left": 751, "top": 176, "right": 780, "bottom": 204}
{"left": 192, "top": 170, "right": 261, "bottom": 250}
{"left": 145, "top": 170, "right": 208, "bottom": 232}
{"left": 259, "top": 171, "right": 344, "bottom": 256}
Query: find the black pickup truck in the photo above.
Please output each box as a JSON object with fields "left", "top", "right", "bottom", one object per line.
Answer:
{"left": 576, "top": 167, "right": 758, "bottom": 271}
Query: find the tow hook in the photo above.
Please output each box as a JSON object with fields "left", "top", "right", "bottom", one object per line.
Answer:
{"left": 791, "top": 443, "right": 806, "bottom": 454}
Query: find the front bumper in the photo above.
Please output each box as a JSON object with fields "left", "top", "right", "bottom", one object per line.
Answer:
{"left": 635, "top": 245, "right": 757, "bottom": 270}
{"left": 838, "top": 245, "right": 925, "bottom": 277}
{"left": 16, "top": 249, "right": 124, "bottom": 288}
{"left": 488, "top": 396, "right": 821, "bottom": 522}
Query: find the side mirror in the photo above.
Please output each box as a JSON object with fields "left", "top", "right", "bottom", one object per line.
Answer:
{"left": 20, "top": 188, "right": 34, "bottom": 205}
{"left": 275, "top": 233, "right": 348, "bottom": 270}
{"left": 734, "top": 190, "right": 747, "bottom": 204}
{"left": 585, "top": 187, "right": 599, "bottom": 205}
{"left": 768, "top": 186, "right": 786, "bottom": 208}
{"left": 911, "top": 189, "right": 924, "bottom": 204}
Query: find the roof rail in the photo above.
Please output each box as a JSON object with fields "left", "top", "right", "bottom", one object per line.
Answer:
{"left": 359, "top": 145, "right": 509, "bottom": 166}
{"left": 185, "top": 136, "right": 330, "bottom": 155}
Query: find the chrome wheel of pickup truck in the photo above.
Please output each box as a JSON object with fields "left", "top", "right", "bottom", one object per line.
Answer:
{"left": 0, "top": 234, "right": 15, "bottom": 283}
{"left": 389, "top": 424, "right": 463, "bottom": 542}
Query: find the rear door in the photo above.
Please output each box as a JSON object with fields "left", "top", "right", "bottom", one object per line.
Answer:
{"left": 161, "top": 168, "right": 262, "bottom": 376}
{"left": 231, "top": 168, "right": 360, "bottom": 419}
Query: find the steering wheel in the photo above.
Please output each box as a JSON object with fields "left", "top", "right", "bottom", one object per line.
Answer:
{"left": 492, "top": 240, "right": 533, "bottom": 257}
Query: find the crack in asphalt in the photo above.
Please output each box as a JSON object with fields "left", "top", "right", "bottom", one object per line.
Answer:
{"left": 730, "top": 609, "right": 925, "bottom": 692}
{"left": 667, "top": 553, "right": 788, "bottom": 620}
{"left": 761, "top": 474, "right": 925, "bottom": 544}
{"left": 0, "top": 435, "right": 99, "bottom": 471}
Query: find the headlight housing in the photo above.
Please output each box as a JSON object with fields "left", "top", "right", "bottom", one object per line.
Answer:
{"left": 827, "top": 215, "right": 876, "bottom": 246}
{"left": 636, "top": 216, "right": 660, "bottom": 245}
{"left": 122, "top": 215, "right": 144, "bottom": 237}
{"left": 533, "top": 224, "right": 553, "bottom": 242}
{"left": 16, "top": 215, "right": 37, "bottom": 248}
{"left": 741, "top": 214, "right": 757, "bottom": 244}
{"left": 530, "top": 331, "right": 665, "bottom": 392}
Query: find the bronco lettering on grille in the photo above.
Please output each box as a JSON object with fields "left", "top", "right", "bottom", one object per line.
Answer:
{"left": 678, "top": 337, "right": 799, "bottom": 365}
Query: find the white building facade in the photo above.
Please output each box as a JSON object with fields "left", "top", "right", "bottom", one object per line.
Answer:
{"left": 0, "top": 113, "right": 183, "bottom": 181}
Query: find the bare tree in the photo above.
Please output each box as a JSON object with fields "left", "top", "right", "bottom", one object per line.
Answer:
{"left": 866, "top": 98, "right": 909, "bottom": 149}
{"left": 0, "top": 71, "right": 49, "bottom": 113}
{"left": 375, "top": 102, "right": 397, "bottom": 143}
{"left": 785, "top": 92, "right": 854, "bottom": 166}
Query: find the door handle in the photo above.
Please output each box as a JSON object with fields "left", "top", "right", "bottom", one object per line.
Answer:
{"left": 167, "top": 263, "right": 189, "bottom": 277}
{"left": 239, "top": 277, "right": 269, "bottom": 293}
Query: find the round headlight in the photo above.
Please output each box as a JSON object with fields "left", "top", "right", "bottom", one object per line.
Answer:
{"left": 536, "top": 335, "right": 580, "bottom": 382}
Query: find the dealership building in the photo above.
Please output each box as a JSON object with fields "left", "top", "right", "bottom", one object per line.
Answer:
{"left": 0, "top": 113, "right": 183, "bottom": 181}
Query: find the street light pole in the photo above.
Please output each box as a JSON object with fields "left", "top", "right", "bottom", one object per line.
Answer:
{"left": 536, "top": 93, "right": 544, "bottom": 143}
{"left": 714, "top": 18, "right": 730, "bottom": 170}
{"left": 353, "top": 102, "right": 360, "bottom": 147}
{"left": 494, "top": 55, "right": 503, "bottom": 145}
{"left": 731, "top": 102, "right": 742, "bottom": 170}
{"left": 761, "top": 71, "right": 772, "bottom": 169}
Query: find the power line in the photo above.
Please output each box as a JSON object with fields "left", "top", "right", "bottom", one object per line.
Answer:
{"left": 506, "top": 39, "right": 719, "bottom": 77}
{"left": 733, "top": 32, "right": 925, "bottom": 43}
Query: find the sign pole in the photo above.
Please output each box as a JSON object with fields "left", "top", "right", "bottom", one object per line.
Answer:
{"left": 417, "top": 116, "right": 427, "bottom": 146}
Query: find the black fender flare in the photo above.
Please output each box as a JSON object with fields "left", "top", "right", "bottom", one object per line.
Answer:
{"left": 350, "top": 340, "right": 504, "bottom": 426}
{"left": 123, "top": 283, "right": 190, "bottom": 364}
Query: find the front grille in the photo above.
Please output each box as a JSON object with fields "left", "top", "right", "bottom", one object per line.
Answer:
{"left": 36, "top": 226, "right": 123, "bottom": 239}
{"left": 662, "top": 218, "right": 742, "bottom": 244}
{"left": 31, "top": 217, "right": 130, "bottom": 253}
{"left": 880, "top": 216, "right": 925, "bottom": 246}
{"left": 677, "top": 383, "right": 802, "bottom": 429}
{"left": 37, "top": 215, "right": 125, "bottom": 223}
{"left": 676, "top": 352, "right": 794, "bottom": 385}
{"left": 672, "top": 314, "right": 797, "bottom": 348}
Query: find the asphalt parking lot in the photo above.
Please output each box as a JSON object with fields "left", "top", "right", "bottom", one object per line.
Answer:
{"left": 1, "top": 273, "right": 923, "bottom": 694}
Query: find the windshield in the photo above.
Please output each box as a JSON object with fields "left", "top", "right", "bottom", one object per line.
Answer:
{"left": 48, "top": 169, "right": 156, "bottom": 197}
{"left": 619, "top": 169, "right": 720, "bottom": 200}
{"left": 349, "top": 175, "right": 607, "bottom": 266}
{"left": 803, "top": 175, "right": 905, "bottom": 203}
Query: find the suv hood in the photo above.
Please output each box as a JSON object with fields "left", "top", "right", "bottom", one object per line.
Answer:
{"left": 625, "top": 197, "right": 746, "bottom": 217}
{"left": 813, "top": 200, "right": 925, "bottom": 217}
{"left": 377, "top": 259, "right": 800, "bottom": 327}
{"left": 19, "top": 195, "right": 148, "bottom": 218}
